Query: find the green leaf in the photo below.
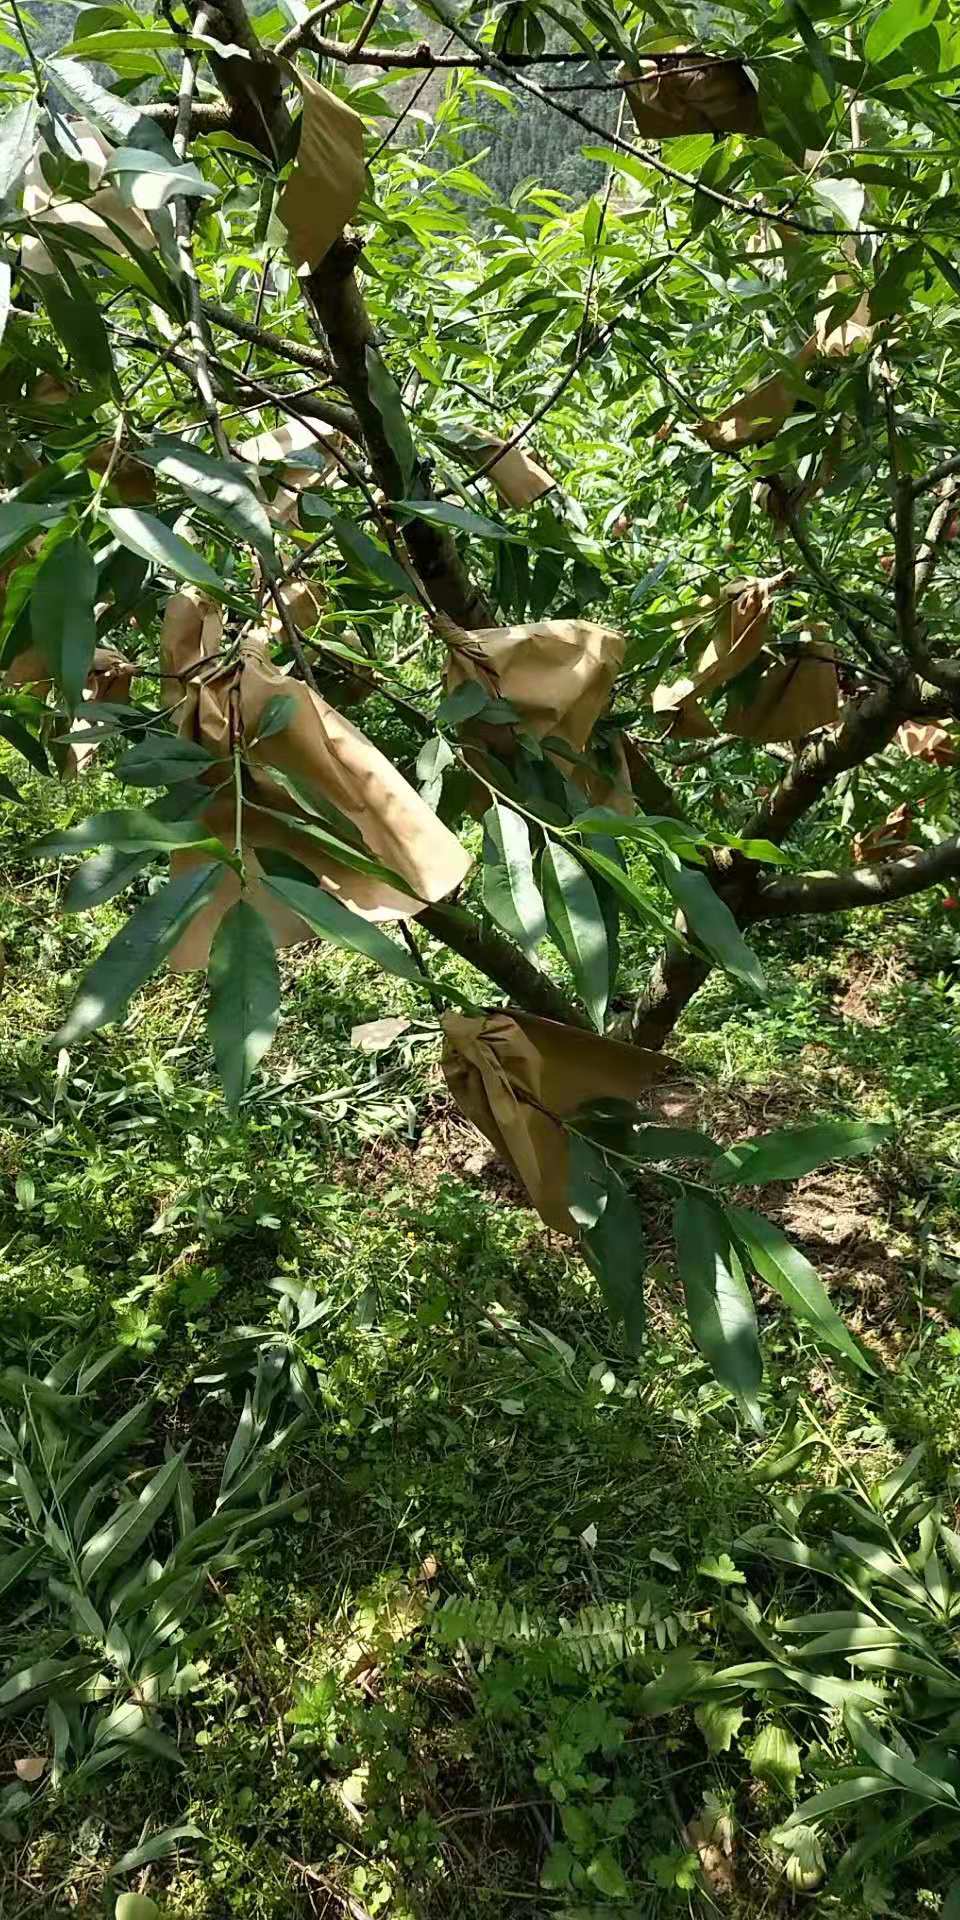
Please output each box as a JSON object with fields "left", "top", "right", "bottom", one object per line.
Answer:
{"left": 365, "top": 343, "right": 415, "bottom": 494}
{"left": 865, "top": 0, "right": 939, "bottom": 65}
{"left": 567, "top": 1131, "right": 610, "bottom": 1230}
{"left": 249, "top": 803, "right": 414, "bottom": 896}
{"left": 59, "top": 1403, "right": 152, "bottom": 1503}
{"left": 262, "top": 875, "right": 422, "bottom": 986}
{"left": 106, "top": 147, "right": 217, "bottom": 209}
{"left": 673, "top": 1191, "right": 764, "bottom": 1433}
{"left": 774, "top": 1776, "right": 897, "bottom": 1833}
{"left": 108, "top": 1822, "right": 203, "bottom": 1878}
{"left": 64, "top": 850, "right": 154, "bottom": 911}
{"left": 619, "top": 1124, "right": 721, "bottom": 1164}
{"left": 577, "top": 844, "right": 675, "bottom": 941}
{"left": 727, "top": 1205, "right": 874, "bottom": 1374}
{"left": 117, "top": 736, "right": 220, "bottom": 787}
{"left": 711, "top": 1121, "right": 889, "bottom": 1187}
{"left": 38, "top": 260, "right": 114, "bottom": 388}
{"left": 30, "top": 532, "right": 97, "bottom": 711}
{"left": 299, "top": 495, "right": 413, "bottom": 595}
{"left": 58, "top": 863, "right": 221, "bottom": 1042}
{"left": 140, "top": 441, "right": 274, "bottom": 560}
{"left": 695, "top": 1699, "right": 745, "bottom": 1754}
{"left": 749, "top": 1723, "right": 802, "bottom": 1795}
{"left": 661, "top": 864, "right": 765, "bottom": 996}
{"left": 481, "top": 802, "right": 546, "bottom": 955}
{"left": 80, "top": 1452, "right": 185, "bottom": 1585}
{"left": 393, "top": 499, "right": 520, "bottom": 541}
{"left": 36, "top": 807, "right": 232, "bottom": 860}
{"left": 698, "top": 1552, "right": 747, "bottom": 1585}
{"left": 586, "top": 1846, "right": 629, "bottom": 1900}
{"left": 46, "top": 57, "right": 177, "bottom": 151}
{"left": 251, "top": 694, "right": 295, "bottom": 743}
{"left": 0, "top": 712, "right": 49, "bottom": 777}
{"left": 580, "top": 1168, "right": 646, "bottom": 1354}
{"left": 101, "top": 508, "right": 228, "bottom": 593}
{"left": 0, "top": 261, "right": 9, "bottom": 351}
{"left": 844, "top": 1707, "right": 958, "bottom": 1807}
{"left": 207, "top": 900, "right": 280, "bottom": 1112}
{"left": 416, "top": 733, "right": 454, "bottom": 809}
{"left": 541, "top": 841, "right": 609, "bottom": 1031}
{"left": 0, "top": 1657, "right": 93, "bottom": 1714}
{"left": 0, "top": 97, "right": 39, "bottom": 198}
{"left": 0, "top": 504, "right": 61, "bottom": 569}
{"left": 0, "top": 1544, "right": 43, "bottom": 1604}
{"left": 927, "top": 245, "right": 960, "bottom": 300}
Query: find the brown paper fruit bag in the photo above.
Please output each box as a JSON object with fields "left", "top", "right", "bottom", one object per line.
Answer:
{"left": 896, "top": 720, "right": 956, "bottom": 767}
{"left": 619, "top": 52, "right": 761, "bottom": 138}
{"left": 698, "top": 337, "right": 819, "bottom": 452}
{"left": 161, "top": 590, "right": 472, "bottom": 969}
{"left": 441, "top": 1009, "right": 672, "bottom": 1234}
{"left": 652, "top": 579, "right": 773, "bottom": 729}
{"left": 238, "top": 414, "right": 344, "bottom": 525}
{"left": 444, "top": 619, "right": 624, "bottom": 753}
{"left": 464, "top": 432, "right": 556, "bottom": 508}
{"left": 22, "top": 120, "right": 158, "bottom": 276}
{"left": 727, "top": 642, "right": 839, "bottom": 742}
{"left": 277, "top": 75, "right": 366, "bottom": 274}
{"left": 852, "top": 802, "right": 918, "bottom": 866}
{"left": 5, "top": 642, "right": 137, "bottom": 775}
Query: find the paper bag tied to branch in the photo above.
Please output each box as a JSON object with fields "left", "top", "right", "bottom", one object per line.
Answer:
{"left": 462, "top": 432, "right": 556, "bottom": 508}
{"left": 619, "top": 51, "right": 761, "bottom": 138}
{"left": 161, "top": 590, "right": 472, "bottom": 969}
{"left": 699, "top": 282, "right": 875, "bottom": 453}
{"left": 278, "top": 75, "right": 366, "bottom": 273}
{"left": 4, "top": 643, "right": 137, "bottom": 775}
{"left": 238, "top": 414, "right": 345, "bottom": 526}
{"left": 652, "top": 579, "right": 773, "bottom": 733}
{"left": 441, "top": 1009, "right": 672, "bottom": 1234}
{"left": 852, "top": 802, "right": 918, "bottom": 867}
{"left": 22, "top": 119, "right": 158, "bottom": 276}
{"left": 445, "top": 619, "right": 624, "bottom": 752}
{"left": 726, "top": 640, "right": 839, "bottom": 742}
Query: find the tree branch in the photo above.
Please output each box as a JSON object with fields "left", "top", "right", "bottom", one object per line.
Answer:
{"left": 304, "top": 239, "right": 492, "bottom": 626}
{"left": 201, "top": 299, "right": 339, "bottom": 383}
{"left": 753, "top": 835, "right": 960, "bottom": 919}
{"left": 419, "top": 904, "right": 586, "bottom": 1027}
{"left": 915, "top": 478, "right": 960, "bottom": 602}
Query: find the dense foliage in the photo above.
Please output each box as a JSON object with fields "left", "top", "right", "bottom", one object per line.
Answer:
{"left": 3, "top": 0, "right": 960, "bottom": 1910}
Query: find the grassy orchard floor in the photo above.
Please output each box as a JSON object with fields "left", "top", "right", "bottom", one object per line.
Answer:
{"left": 2, "top": 762, "right": 960, "bottom": 1917}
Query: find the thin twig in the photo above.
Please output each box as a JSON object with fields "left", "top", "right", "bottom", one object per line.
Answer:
{"left": 346, "top": 0, "right": 385, "bottom": 57}
{"left": 172, "top": 5, "right": 231, "bottom": 461}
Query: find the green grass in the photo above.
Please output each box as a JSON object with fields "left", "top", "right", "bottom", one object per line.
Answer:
{"left": 3, "top": 762, "right": 960, "bottom": 1920}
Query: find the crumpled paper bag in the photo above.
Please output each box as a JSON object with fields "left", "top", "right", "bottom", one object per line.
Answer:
{"left": 620, "top": 51, "right": 761, "bottom": 138}
{"left": 441, "top": 1008, "right": 672, "bottom": 1233}
{"left": 699, "top": 282, "right": 874, "bottom": 452}
{"left": 278, "top": 75, "right": 366, "bottom": 273}
{"left": 161, "top": 589, "right": 472, "bottom": 968}
{"left": 698, "top": 338, "right": 819, "bottom": 452}
{"left": 22, "top": 119, "right": 158, "bottom": 276}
